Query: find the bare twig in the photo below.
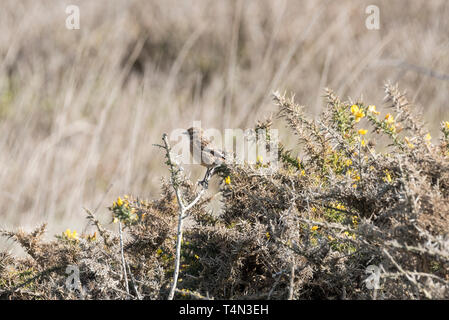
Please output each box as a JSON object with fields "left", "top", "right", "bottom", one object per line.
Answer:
{"left": 118, "top": 222, "right": 129, "bottom": 296}
{"left": 127, "top": 261, "right": 142, "bottom": 300}
{"left": 288, "top": 263, "right": 295, "bottom": 300}
{"left": 267, "top": 273, "right": 282, "bottom": 300}
{"left": 160, "top": 134, "right": 207, "bottom": 300}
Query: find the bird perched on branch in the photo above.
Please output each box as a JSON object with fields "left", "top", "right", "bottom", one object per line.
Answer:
{"left": 183, "top": 127, "right": 230, "bottom": 188}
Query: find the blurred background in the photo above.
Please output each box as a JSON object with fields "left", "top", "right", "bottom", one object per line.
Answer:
{"left": 1, "top": 0, "right": 448, "bottom": 248}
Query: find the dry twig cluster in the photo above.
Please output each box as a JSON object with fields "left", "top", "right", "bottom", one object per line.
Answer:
{"left": 1, "top": 84, "right": 448, "bottom": 299}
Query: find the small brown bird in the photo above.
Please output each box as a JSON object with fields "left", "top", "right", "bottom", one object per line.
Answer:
{"left": 183, "top": 127, "right": 229, "bottom": 187}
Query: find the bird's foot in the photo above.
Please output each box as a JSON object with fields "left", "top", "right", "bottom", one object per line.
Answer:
{"left": 198, "top": 179, "right": 209, "bottom": 189}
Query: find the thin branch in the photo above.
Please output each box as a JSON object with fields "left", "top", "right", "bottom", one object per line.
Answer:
{"left": 127, "top": 261, "right": 142, "bottom": 300}
{"left": 288, "top": 263, "right": 295, "bottom": 300}
{"left": 118, "top": 222, "right": 129, "bottom": 296}
{"left": 184, "top": 189, "right": 206, "bottom": 211}
{"left": 160, "top": 134, "right": 208, "bottom": 300}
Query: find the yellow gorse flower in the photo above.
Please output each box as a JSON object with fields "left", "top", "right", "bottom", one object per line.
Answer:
{"left": 63, "top": 229, "right": 78, "bottom": 240}
{"left": 355, "top": 135, "right": 366, "bottom": 146}
{"left": 404, "top": 137, "right": 415, "bottom": 149}
{"left": 358, "top": 129, "right": 368, "bottom": 135}
{"left": 225, "top": 176, "right": 231, "bottom": 185}
{"left": 86, "top": 231, "right": 97, "bottom": 242}
{"left": 385, "top": 113, "right": 395, "bottom": 125}
{"left": 343, "top": 231, "right": 356, "bottom": 240}
{"left": 425, "top": 133, "right": 432, "bottom": 142}
{"left": 336, "top": 203, "right": 346, "bottom": 210}
{"left": 311, "top": 225, "right": 319, "bottom": 231}
{"left": 116, "top": 197, "right": 123, "bottom": 207}
{"left": 384, "top": 170, "right": 392, "bottom": 183}
{"left": 350, "top": 105, "right": 365, "bottom": 123}
{"left": 367, "top": 105, "right": 380, "bottom": 115}
{"left": 445, "top": 121, "right": 449, "bottom": 129}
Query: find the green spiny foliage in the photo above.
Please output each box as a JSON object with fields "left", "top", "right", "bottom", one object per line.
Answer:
{"left": 1, "top": 84, "right": 448, "bottom": 300}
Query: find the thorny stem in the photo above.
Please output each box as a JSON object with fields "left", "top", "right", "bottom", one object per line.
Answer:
{"left": 118, "top": 222, "right": 129, "bottom": 296}
{"left": 161, "top": 134, "right": 207, "bottom": 300}
{"left": 358, "top": 138, "right": 363, "bottom": 184}
{"left": 127, "top": 261, "right": 142, "bottom": 300}
{"left": 288, "top": 263, "right": 295, "bottom": 300}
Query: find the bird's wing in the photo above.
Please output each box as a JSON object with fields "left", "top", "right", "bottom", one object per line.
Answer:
{"left": 202, "top": 146, "right": 227, "bottom": 161}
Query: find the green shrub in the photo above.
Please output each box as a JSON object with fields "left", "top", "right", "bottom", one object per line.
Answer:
{"left": 1, "top": 84, "right": 448, "bottom": 299}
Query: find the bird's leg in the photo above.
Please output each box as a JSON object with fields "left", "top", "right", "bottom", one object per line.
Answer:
{"left": 206, "top": 166, "right": 216, "bottom": 179}
{"left": 199, "top": 166, "right": 217, "bottom": 189}
{"left": 199, "top": 168, "right": 211, "bottom": 189}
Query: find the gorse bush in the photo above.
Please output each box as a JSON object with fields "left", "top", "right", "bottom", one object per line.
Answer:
{"left": 1, "top": 83, "right": 448, "bottom": 299}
